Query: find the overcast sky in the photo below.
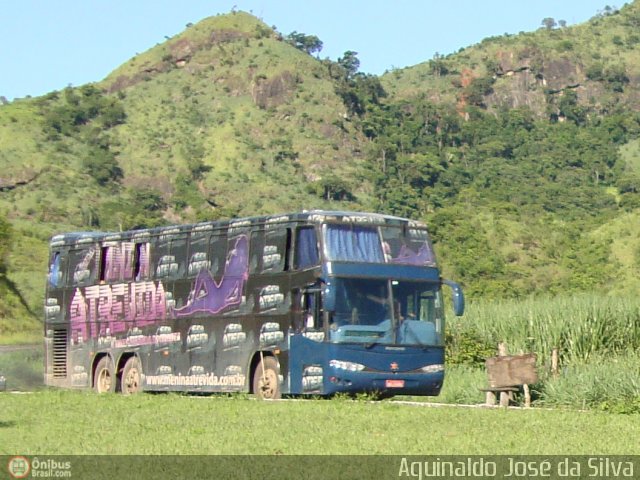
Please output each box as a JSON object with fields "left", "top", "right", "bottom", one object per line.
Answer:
{"left": 0, "top": 0, "right": 619, "bottom": 101}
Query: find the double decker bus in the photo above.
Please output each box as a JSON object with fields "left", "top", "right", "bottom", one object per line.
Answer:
{"left": 44, "top": 211, "right": 464, "bottom": 398}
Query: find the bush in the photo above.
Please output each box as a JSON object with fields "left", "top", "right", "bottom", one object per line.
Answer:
{"left": 82, "top": 149, "right": 123, "bottom": 186}
{"left": 445, "top": 326, "right": 495, "bottom": 366}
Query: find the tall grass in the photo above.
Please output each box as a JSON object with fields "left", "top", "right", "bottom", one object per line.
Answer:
{"left": 444, "top": 294, "right": 640, "bottom": 411}
{"left": 538, "top": 351, "right": 640, "bottom": 412}
{"left": 451, "top": 294, "right": 640, "bottom": 364}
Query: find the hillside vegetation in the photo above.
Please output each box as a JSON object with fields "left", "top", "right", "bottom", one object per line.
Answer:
{"left": 1, "top": 5, "right": 640, "bottom": 335}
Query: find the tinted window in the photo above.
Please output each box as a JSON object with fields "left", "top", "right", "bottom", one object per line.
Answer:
{"left": 69, "top": 247, "right": 97, "bottom": 286}
{"left": 262, "top": 229, "right": 288, "bottom": 273}
{"left": 295, "top": 227, "right": 319, "bottom": 269}
{"left": 208, "top": 234, "right": 228, "bottom": 278}
{"left": 48, "top": 252, "right": 65, "bottom": 288}
{"left": 187, "top": 233, "right": 211, "bottom": 277}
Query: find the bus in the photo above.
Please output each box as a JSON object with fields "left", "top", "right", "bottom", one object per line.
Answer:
{"left": 44, "top": 210, "right": 464, "bottom": 399}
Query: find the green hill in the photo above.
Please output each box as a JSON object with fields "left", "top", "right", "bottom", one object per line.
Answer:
{"left": 1, "top": 5, "right": 640, "bottom": 338}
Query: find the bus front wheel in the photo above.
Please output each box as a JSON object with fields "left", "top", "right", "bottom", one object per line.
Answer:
{"left": 94, "top": 356, "right": 115, "bottom": 394}
{"left": 120, "top": 356, "right": 143, "bottom": 395}
{"left": 253, "top": 356, "right": 281, "bottom": 400}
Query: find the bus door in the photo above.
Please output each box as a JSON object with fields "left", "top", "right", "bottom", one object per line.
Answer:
{"left": 289, "top": 285, "right": 325, "bottom": 394}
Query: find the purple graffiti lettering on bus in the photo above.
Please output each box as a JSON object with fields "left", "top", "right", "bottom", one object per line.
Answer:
{"left": 101, "top": 242, "right": 151, "bottom": 282}
{"left": 173, "top": 235, "right": 249, "bottom": 317}
{"left": 69, "top": 281, "right": 167, "bottom": 342}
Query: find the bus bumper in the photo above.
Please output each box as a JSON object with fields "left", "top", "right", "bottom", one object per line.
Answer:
{"left": 324, "top": 370, "right": 444, "bottom": 397}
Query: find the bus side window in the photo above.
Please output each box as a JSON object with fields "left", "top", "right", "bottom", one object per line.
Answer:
{"left": 48, "top": 252, "right": 65, "bottom": 288}
{"left": 209, "top": 234, "right": 228, "bottom": 279}
{"left": 154, "top": 238, "right": 174, "bottom": 279}
{"left": 284, "top": 228, "right": 292, "bottom": 271}
{"left": 263, "top": 229, "right": 288, "bottom": 273}
{"left": 154, "top": 235, "right": 187, "bottom": 280}
{"left": 171, "top": 235, "right": 188, "bottom": 279}
{"left": 187, "top": 234, "right": 210, "bottom": 277}
{"left": 99, "top": 242, "right": 130, "bottom": 282}
{"left": 249, "top": 230, "right": 265, "bottom": 274}
{"left": 97, "top": 242, "right": 128, "bottom": 282}
{"left": 134, "top": 242, "right": 150, "bottom": 280}
{"left": 99, "top": 246, "right": 110, "bottom": 283}
{"left": 303, "top": 287, "right": 323, "bottom": 330}
{"left": 294, "top": 227, "right": 319, "bottom": 270}
{"left": 70, "top": 248, "right": 97, "bottom": 286}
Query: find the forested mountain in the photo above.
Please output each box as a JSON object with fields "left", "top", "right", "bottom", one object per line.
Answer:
{"left": 1, "top": 3, "right": 640, "bottom": 332}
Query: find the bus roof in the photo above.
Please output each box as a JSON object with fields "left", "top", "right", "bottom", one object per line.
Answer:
{"left": 48, "top": 210, "right": 428, "bottom": 247}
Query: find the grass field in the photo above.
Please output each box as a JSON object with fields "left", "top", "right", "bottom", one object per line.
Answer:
{"left": 1, "top": 346, "right": 637, "bottom": 457}
{"left": 1, "top": 390, "right": 639, "bottom": 456}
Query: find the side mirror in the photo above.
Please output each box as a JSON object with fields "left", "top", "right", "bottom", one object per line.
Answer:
{"left": 443, "top": 279, "right": 465, "bottom": 316}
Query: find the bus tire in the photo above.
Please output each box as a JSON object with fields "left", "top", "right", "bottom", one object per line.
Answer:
{"left": 120, "top": 356, "right": 143, "bottom": 395}
{"left": 94, "top": 356, "right": 116, "bottom": 394}
{"left": 253, "top": 356, "right": 281, "bottom": 400}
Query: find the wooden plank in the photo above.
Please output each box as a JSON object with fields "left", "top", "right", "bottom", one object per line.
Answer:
{"left": 485, "top": 354, "right": 538, "bottom": 387}
{"left": 479, "top": 387, "right": 519, "bottom": 392}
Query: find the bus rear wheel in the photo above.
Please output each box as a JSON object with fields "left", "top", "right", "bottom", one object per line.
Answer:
{"left": 94, "top": 357, "right": 115, "bottom": 394}
{"left": 253, "top": 356, "right": 281, "bottom": 400}
{"left": 120, "top": 356, "right": 143, "bottom": 395}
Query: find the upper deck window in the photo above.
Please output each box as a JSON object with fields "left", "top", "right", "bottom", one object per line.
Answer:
{"left": 381, "top": 226, "right": 436, "bottom": 266}
{"left": 70, "top": 248, "right": 97, "bottom": 286}
{"left": 99, "top": 242, "right": 138, "bottom": 282}
{"left": 48, "top": 252, "right": 64, "bottom": 288}
{"left": 295, "top": 227, "right": 319, "bottom": 269}
{"left": 323, "top": 223, "right": 436, "bottom": 266}
{"left": 324, "top": 224, "right": 384, "bottom": 263}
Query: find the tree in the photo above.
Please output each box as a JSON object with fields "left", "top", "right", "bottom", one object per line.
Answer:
{"left": 430, "top": 52, "right": 449, "bottom": 77}
{"left": 285, "top": 31, "right": 323, "bottom": 55}
{"left": 99, "top": 188, "right": 167, "bottom": 230}
{"left": 307, "top": 175, "right": 355, "bottom": 201}
{"left": 541, "top": 17, "right": 557, "bottom": 30}
{"left": 337, "top": 51, "right": 360, "bottom": 80}
{"left": 463, "top": 76, "right": 495, "bottom": 107}
{"left": 83, "top": 149, "right": 123, "bottom": 186}
{"left": 557, "top": 89, "right": 587, "bottom": 125}
{"left": 604, "top": 63, "right": 629, "bottom": 92}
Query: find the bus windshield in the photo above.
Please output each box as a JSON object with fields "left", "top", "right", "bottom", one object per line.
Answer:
{"left": 323, "top": 224, "right": 436, "bottom": 266}
{"left": 329, "top": 278, "right": 444, "bottom": 347}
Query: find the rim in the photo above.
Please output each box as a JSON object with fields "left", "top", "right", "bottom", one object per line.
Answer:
{"left": 258, "top": 368, "right": 278, "bottom": 399}
{"left": 97, "top": 368, "right": 112, "bottom": 393}
{"left": 123, "top": 366, "right": 140, "bottom": 394}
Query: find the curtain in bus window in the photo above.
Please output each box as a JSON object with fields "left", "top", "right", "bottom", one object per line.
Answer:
{"left": 295, "top": 228, "right": 319, "bottom": 269}
{"left": 325, "top": 225, "right": 384, "bottom": 263}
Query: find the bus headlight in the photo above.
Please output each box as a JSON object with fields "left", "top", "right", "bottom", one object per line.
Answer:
{"left": 420, "top": 364, "right": 444, "bottom": 373}
{"left": 329, "top": 360, "right": 365, "bottom": 372}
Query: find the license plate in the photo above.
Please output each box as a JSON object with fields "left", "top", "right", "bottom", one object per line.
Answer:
{"left": 385, "top": 379, "right": 405, "bottom": 388}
